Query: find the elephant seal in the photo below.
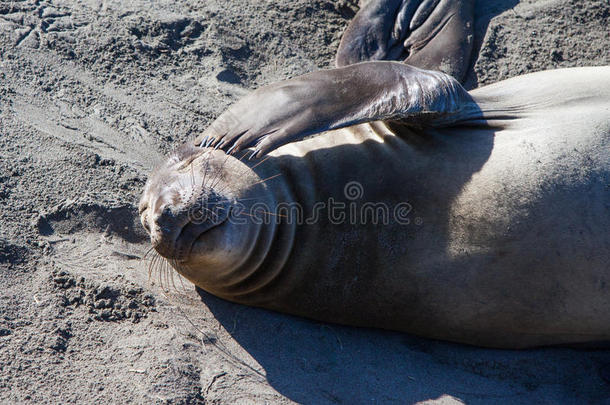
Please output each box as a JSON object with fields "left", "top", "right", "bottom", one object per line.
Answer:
{"left": 139, "top": 0, "right": 610, "bottom": 348}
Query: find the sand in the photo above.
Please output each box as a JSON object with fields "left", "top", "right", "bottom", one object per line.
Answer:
{"left": 0, "top": 0, "right": 608, "bottom": 403}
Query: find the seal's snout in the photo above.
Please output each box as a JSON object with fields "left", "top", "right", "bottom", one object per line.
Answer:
{"left": 142, "top": 188, "right": 192, "bottom": 260}
{"left": 140, "top": 175, "right": 232, "bottom": 262}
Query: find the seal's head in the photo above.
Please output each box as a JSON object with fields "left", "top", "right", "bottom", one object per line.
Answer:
{"left": 138, "top": 144, "right": 274, "bottom": 290}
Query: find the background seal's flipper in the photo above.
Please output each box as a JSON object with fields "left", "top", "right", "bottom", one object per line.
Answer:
{"left": 336, "top": 0, "right": 475, "bottom": 83}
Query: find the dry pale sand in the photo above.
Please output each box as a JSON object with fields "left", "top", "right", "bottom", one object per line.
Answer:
{"left": 0, "top": 0, "right": 609, "bottom": 403}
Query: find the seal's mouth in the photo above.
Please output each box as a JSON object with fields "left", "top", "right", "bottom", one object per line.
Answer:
{"left": 172, "top": 205, "right": 232, "bottom": 263}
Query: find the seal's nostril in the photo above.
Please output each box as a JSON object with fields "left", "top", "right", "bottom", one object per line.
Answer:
{"left": 143, "top": 217, "right": 151, "bottom": 233}
{"left": 140, "top": 210, "right": 151, "bottom": 234}
{"left": 148, "top": 199, "right": 189, "bottom": 258}
{"left": 138, "top": 201, "right": 149, "bottom": 215}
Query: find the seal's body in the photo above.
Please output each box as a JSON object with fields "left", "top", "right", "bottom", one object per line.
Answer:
{"left": 139, "top": 0, "right": 610, "bottom": 348}
{"left": 200, "top": 68, "right": 610, "bottom": 348}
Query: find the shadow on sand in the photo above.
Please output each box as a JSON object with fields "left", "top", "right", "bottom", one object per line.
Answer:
{"left": 198, "top": 287, "right": 610, "bottom": 404}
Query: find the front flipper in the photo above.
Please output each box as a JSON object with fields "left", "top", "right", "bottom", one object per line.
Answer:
{"left": 336, "top": 0, "right": 475, "bottom": 82}
{"left": 195, "top": 62, "right": 473, "bottom": 157}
